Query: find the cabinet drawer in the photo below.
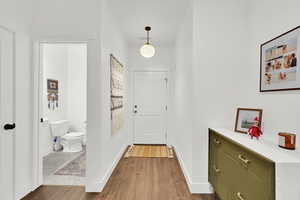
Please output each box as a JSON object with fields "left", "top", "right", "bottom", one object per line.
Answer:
{"left": 214, "top": 131, "right": 274, "bottom": 183}
{"left": 240, "top": 147, "right": 274, "bottom": 184}
{"left": 229, "top": 173, "right": 273, "bottom": 200}
{"left": 209, "top": 129, "right": 275, "bottom": 200}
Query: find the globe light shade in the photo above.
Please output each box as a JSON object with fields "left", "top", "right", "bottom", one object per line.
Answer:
{"left": 140, "top": 44, "right": 155, "bottom": 58}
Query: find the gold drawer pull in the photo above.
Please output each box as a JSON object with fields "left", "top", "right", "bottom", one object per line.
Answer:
{"left": 214, "top": 139, "right": 221, "bottom": 145}
{"left": 213, "top": 165, "right": 221, "bottom": 173}
{"left": 238, "top": 155, "right": 250, "bottom": 164}
{"left": 237, "top": 192, "right": 245, "bottom": 200}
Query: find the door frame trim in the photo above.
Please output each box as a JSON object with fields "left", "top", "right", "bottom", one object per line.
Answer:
{"left": 0, "top": 25, "right": 16, "bottom": 200}
{"left": 32, "top": 37, "right": 95, "bottom": 191}
{"left": 130, "top": 69, "right": 170, "bottom": 146}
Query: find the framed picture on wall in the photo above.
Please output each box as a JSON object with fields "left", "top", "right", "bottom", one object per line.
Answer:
{"left": 110, "top": 54, "right": 124, "bottom": 135}
{"left": 47, "top": 79, "right": 58, "bottom": 91}
{"left": 47, "top": 79, "right": 59, "bottom": 110}
{"left": 260, "top": 26, "right": 300, "bottom": 92}
{"left": 235, "top": 108, "right": 263, "bottom": 134}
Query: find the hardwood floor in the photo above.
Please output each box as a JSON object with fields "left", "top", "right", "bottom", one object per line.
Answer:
{"left": 23, "top": 154, "right": 215, "bottom": 200}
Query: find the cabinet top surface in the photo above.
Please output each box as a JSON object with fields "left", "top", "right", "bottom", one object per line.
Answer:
{"left": 211, "top": 128, "right": 300, "bottom": 163}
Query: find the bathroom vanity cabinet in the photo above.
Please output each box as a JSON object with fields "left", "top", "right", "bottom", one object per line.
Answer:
{"left": 209, "top": 128, "right": 300, "bottom": 200}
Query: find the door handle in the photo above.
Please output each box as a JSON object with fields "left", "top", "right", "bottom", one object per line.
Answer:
{"left": 238, "top": 155, "right": 250, "bottom": 164}
{"left": 213, "top": 165, "right": 221, "bottom": 173}
{"left": 4, "top": 123, "right": 16, "bottom": 130}
{"left": 237, "top": 192, "right": 245, "bottom": 200}
{"left": 214, "top": 138, "right": 221, "bottom": 145}
{"left": 133, "top": 105, "right": 138, "bottom": 114}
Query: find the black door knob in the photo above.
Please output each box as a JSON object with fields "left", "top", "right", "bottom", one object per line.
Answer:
{"left": 4, "top": 123, "right": 16, "bottom": 130}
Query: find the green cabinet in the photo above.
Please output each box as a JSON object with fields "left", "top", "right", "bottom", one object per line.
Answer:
{"left": 208, "top": 129, "right": 275, "bottom": 200}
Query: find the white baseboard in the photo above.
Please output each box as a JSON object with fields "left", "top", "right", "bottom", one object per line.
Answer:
{"left": 85, "top": 181, "right": 102, "bottom": 193}
{"left": 95, "top": 144, "right": 128, "bottom": 192}
{"left": 86, "top": 144, "right": 127, "bottom": 192}
{"left": 173, "top": 145, "right": 213, "bottom": 194}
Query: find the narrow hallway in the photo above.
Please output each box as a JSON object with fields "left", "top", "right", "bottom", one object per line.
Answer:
{"left": 23, "top": 150, "right": 215, "bottom": 200}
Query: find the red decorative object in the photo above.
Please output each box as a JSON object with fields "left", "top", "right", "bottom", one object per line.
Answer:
{"left": 248, "top": 117, "right": 263, "bottom": 139}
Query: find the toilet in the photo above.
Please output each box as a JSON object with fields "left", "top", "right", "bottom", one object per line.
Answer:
{"left": 49, "top": 120, "right": 86, "bottom": 152}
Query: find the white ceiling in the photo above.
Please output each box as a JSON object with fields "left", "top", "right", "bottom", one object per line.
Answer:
{"left": 107, "top": 0, "right": 191, "bottom": 46}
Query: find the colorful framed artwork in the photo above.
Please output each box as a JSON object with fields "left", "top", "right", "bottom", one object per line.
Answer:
{"left": 235, "top": 108, "right": 263, "bottom": 134}
{"left": 260, "top": 26, "right": 300, "bottom": 92}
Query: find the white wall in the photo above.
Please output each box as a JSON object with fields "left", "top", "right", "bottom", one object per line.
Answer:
{"left": 172, "top": 0, "right": 250, "bottom": 193}
{"left": 0, "top": 0, "right": 34, "bottom": 199}
{"left": 192, "top": 0, "right": 249, "bottom": 189}
{"left": 97, "top": 0, "right": 130, "bottom": 190}
{"left": 173, "top": 0, "right": 300, "bottom": 194}
{"left": 171, "top": 0, "right": 194, "bottom": 188}
{"left": 43, "top": 44, "right": 69, "bottom": 122}
{"left": 31, "top": 0, "right": 104, "bottom": 193}
{"left": 32, "top": 0, "right": 130, "bottom": 193}
{"left": 246, "top": 0, "right": 300, "bottom": 151}
{"left": 67, "top": 44, "right": 87, "bottom": 132}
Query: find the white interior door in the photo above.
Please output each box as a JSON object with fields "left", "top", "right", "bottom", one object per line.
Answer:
{"left": 133, "top": 71, "right": 168, "bottom": 144}
{"left": 0, "top": 27, "right": 15, "bottom": 200}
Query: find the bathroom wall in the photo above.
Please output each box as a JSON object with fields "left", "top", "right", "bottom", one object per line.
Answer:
{"left": 67, "top": 44, "right": 87, "bottom": 132}
{"left": 42, "top": 44, "right": 69, "bottom": 122}
{"left": 41, "top": 44, "right": 87, "bottom": 156}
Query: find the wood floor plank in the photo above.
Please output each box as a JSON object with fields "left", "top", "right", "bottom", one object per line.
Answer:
{"left": 22, "top": 152, "right": 215, "bottom": 200}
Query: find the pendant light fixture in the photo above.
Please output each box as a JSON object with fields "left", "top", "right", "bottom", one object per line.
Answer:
{"left": 140, "top": 26, "right": 155, "bottom": 58}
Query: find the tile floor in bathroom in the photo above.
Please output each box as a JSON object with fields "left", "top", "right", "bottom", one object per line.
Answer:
{"left": 43, "top": 148, "right": 86, "bottom": 186}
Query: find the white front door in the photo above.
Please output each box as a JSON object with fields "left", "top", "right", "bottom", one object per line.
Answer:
{"left": 0, "top": 27, "right": 15, "bottom": 200}
{"left": 133, "top": 71, "right": 168, "bottom": 144}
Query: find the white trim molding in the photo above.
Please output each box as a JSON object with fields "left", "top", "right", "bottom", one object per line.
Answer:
{"left": 173, "top": 145, "right": 213, "bottom": 194}
{"left": 32, "top": 37, "right": 96, "bottom": 192}
{"left": 86, "top": 144, "right": 128, "bottom": 192}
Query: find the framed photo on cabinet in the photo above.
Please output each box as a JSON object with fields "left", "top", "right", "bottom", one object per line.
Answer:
{"left": 260, "top": 26, "right": 300, "bottom": 92}
{"left": 235, "top": 108, "right": 263, "bottom": 134}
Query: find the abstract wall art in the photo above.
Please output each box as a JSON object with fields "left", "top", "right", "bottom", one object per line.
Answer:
{"left": 110, "top": 54, "right": 124, "bottom": 134}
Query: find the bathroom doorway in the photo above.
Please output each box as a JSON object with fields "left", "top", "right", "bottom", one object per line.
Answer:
{"left": 36, "top": 42, "right": 88, "bottom": 186}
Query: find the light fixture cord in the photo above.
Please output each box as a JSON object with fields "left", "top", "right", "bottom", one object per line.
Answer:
{"left": 147, "top": 30, "right": 150, "bottom": 44}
